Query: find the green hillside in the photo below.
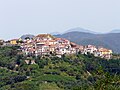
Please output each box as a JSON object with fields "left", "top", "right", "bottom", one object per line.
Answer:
{"left": 0, "top": 46, "right": 120, "bottom": 90}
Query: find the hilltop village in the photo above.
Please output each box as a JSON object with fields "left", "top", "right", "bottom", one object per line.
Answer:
{"left": 0, "top": 34, "right": 112, "bottom": 59}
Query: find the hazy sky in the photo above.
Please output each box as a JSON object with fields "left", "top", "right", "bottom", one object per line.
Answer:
{"left": 0, "top": 0, "right": 120, "bottom": 40}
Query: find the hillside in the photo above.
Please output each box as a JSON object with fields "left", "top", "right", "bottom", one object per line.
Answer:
{"left": 54, "top": 32, "right": 120, "bottom": 53}
{"left": 109, "top": 29, "right": 120, "bottom": 33}
{"left": 0, "top": 46, "right": 120, "bottom": 90}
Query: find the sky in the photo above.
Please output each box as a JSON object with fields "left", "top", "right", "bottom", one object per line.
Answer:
{"left": 0, "top": 0, "right": 120, "bottom": 40}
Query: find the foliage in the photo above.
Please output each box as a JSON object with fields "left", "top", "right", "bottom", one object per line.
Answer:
{"left": 0, "top": 46, "right": 120, "bottom": 90}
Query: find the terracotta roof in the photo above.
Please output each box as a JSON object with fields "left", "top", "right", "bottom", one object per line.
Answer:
{"left": 98, "top": 48, "right": 111, "bottom": 52}
{"left": 49, "top": 44, "right": 56, "bottom": 47}
{"left": 55, "top": 38, "right": 62, "bottom": 40}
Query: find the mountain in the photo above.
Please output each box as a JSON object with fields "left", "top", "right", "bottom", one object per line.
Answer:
{"left": 20, "top": 34, "right": 35, "bottom": 40}
{"left": 50, "top": 32, "right": 61, "bottom": 35}
{"left": 109, "top": 29, "right": 120, "bottom": 33}
{"left": 64, "top": 27, "right": 100, "bottom": 34}
{"left": 54, "top": 31, "right": 120, "bottom": 53}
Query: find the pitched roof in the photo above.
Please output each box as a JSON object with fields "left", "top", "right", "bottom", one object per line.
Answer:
{"left": 98, "top": 48, "right": 111, "bottom": 52}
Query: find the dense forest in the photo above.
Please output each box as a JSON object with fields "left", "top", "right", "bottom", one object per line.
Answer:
{"left": 0, "top": 46, "right": 120, "bottom": 90}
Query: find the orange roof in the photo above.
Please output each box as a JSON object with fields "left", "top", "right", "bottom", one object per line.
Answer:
{"left": 55, "top": 38, "right": 68, "bottom": 41}
{"left": 98, "top": 48, "right": 110, "bottom": 52}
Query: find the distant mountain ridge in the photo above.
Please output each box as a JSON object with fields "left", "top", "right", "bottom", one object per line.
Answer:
{"left": 65, "top": 27, "right": 100, "bottom": 34}
{"left": 54, "top": 31, "right": 120, "bottom": 53}
{"left": 51, "top": 27, "right": 120, "bottom": 36}
{"left": 50, "top": 32, "right": 61, "bottom": 35}
{"left": 20, "top": 34, "right": 35, "bottom": 40}
{"left": 109, "top": 29, "right": 120, "bottom": 33}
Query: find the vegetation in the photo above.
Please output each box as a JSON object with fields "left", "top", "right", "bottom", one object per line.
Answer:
{"left": 0, "top": 46, "right": 120, "bottom": 90}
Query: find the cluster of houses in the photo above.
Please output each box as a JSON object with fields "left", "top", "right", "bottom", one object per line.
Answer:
{"left": 2, "top": 34, "right": 113, "bottom": 59}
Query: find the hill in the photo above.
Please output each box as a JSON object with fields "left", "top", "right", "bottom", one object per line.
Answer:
{"left": 109, "top": 29, "right": 120, "bottom": 33}
{"left": 0, "top": 46, "right": 120, "bottom": 90}
{"left": 54, "top": 31, "right": 120, "bottom": 53}
{"left": 65, "top": 27, "right": 99, "bottom": 34}
{"left": 20, "top": 34, "right": 35, "bottom": 40}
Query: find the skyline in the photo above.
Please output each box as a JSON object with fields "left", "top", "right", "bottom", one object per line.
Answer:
{"left": 0, "top": 0, "right": 120, "bottom": 40}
